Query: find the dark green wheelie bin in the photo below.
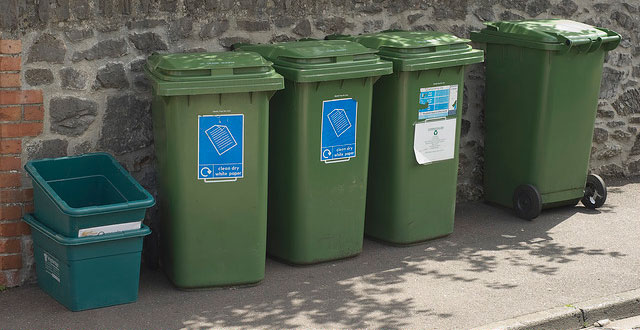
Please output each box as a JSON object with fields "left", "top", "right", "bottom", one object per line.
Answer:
{"left": 328, "top": 31, "right": 484, "bottom": 244}
{"left": 235, "top": 40, "right": 393, "bottom": 264}
{"left": 471, "top": 19, "right": 621, "bottom": 219}
{"left": 144, "top": 52, "right": 283, "bottom": 288}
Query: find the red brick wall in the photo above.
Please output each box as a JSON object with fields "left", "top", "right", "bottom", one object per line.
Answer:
{"left": 0, "top": 40, "right": 43, "bottom": 287}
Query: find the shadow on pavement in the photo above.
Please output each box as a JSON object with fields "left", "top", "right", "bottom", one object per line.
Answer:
{"left": 172, "top": 185, "right": 627, "bottom": 330}
{"left": 0, "top": 180, "right": 633, "bottom": 330}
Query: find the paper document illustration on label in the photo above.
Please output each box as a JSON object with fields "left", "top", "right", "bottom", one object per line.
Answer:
{"left": 327, "top": 109, "right": 352, "bottom": 137}
{"left": 206, "top": 125, "right": 238, "bottom": 155}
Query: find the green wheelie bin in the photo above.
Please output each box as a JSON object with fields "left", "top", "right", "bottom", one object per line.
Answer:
{"left": 235, "top": 40, "right": 393, "bottom": 264}
{"left": 144, "top": 52, "right": 283, "bottom": 288}
{"left": 328, "top": 31, "right": 484, "bottom": 244}
{"left": 471, "top": 19, "right": 620, "bottom": 220}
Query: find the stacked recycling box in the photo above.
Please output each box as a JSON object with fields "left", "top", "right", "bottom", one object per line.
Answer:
{"left": 23, "top": 153, "right": 155, "bottom": 311}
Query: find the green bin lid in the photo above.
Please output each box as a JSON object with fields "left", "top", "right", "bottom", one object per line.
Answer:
{"left": 470, "top": 19, "right": 620, "bottom": 52}
{"left": 328, "top": 31, "right": 484, "bottom": 72}
{"left": 144, "top": 51, "right": 284, "bottom": 96}
{"left": 235, "top": 40, "right": 393, "bottom": 83}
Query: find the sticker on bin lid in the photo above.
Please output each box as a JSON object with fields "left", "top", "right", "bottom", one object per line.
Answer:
{"left": 321, "top": 98, "right": 357, "bottom": 163}
{"left": 418, "top": 84, "right": 458, "bottom": 120}
{"left": 198, "top": 114, "right": 244, "bottom": 182}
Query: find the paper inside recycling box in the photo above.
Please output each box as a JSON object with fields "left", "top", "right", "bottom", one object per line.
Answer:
{"left": 78, "top": 221, "right": 142, "bottom": 237}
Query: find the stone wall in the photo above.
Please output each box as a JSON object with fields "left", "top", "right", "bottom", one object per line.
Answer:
{"left": 0, "top": 0, "right": 639, "bottom": 286}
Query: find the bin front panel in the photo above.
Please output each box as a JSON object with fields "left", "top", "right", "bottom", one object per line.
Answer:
{"left": 267, "top": 77, "right": 375, "bottom": 264}
{"left": 365, "top": 67, "right": 465, "bottom": 244}
{"left": 483, "top": 44, "right": 606, "bottom": 207}
{"left": 154, "top": 92, "right": 269, "bottom": 288}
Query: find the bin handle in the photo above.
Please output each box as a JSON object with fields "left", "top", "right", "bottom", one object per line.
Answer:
{"left": 599, "top": 35, "right": 621, "bottom": 44}
{"left": 150, "top": 52, "right": 162, "bottom": 71}
{"left": 557, "top": 28, "right": 621, "bottom": 53}
{"left": 596, "top": 27, "right": 622, "bottom": 51}
{"left": 324, "top": 34, "right": 351, "bottom": 40}
{"left": 483, "top": 23, "right": 499, "bottom": 31}
{"left": 557, "top": 36, "right": 594, "bottom": 54}
{"left": 587, "top": 38, "right": 603, "bottom": 53}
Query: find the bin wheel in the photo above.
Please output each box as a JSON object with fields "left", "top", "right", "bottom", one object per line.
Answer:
{"left": 581, "top": 174, "right": 607, "bottom": 209}
{"left": 143, "top": 228, "right": 160, "bottom": 270}
{"left": 513, "top": 184, "right": 542, "bottom": 220}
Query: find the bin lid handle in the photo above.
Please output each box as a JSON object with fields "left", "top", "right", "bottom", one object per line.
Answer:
{"left": 557, "top": 28, "right": 621, "bottom": 53}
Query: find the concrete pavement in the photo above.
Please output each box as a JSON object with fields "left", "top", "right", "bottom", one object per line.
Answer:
{"left": 1, "top": 178, "right": 639, "bottom": 330}
{"left": 585, "top": 315, "right": 640, "bottom": 330}
{"left": 471, "top": 288, "right": 640, "bottom": 330}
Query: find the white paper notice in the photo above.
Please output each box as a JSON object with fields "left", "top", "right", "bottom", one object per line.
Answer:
{"left": 414, "top": 118, "right": 457, "bottom": 165}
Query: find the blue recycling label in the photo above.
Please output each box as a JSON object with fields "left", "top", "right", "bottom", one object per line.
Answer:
{"left": 198, "top": 114, "right": 243, "bottom": 182}
{"left": 321, "top": 98, "right": 357, "bottom": 163}
{"left": 418, "top": 84, "right": 458, "bottom": 120}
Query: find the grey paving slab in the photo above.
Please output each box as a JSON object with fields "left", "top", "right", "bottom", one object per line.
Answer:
{"left": 585, "top": 315, "right": 640, "bottom": 329}
{"left": 471, "top": 288, "right": 640, "bottom": 330}
{"left": 1, "top": 178, "right": 639, "bottom": 330}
